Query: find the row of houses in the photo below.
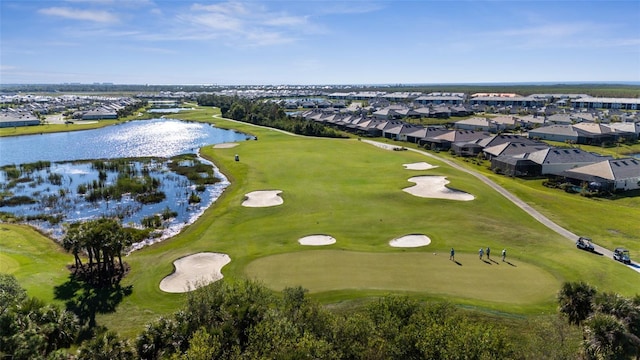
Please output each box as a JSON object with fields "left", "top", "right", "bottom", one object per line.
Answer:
{"left": 0, "top": 94, "right": 141, "bottom": 125}
{"left": 298, "top": 110, "right": 640, "bottom": 192}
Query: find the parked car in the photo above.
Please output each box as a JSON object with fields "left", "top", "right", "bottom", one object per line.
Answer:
{"left": 576, "top": 237, "right": 595, "bottom": 252}
{"left": 613, "top": 247, "right": 631, "bottom": 264}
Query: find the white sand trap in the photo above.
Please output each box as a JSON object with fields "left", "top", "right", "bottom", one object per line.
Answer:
{"left": 160, "top": 252, "right": 231, "bottom": 293}
{"left": 403, "top": 162, "right": 438, "bottom": 170}
{"left": 362, "top": 139, "right": 404, "bottom": 151}
{"left": 403, "top": 176, "right": 475, "bottom": 201}
{"left": 389, "top": 234, "right": 431, "bottom": 248}
{"left": 213, "top": 142, "right": 239, "bottom": 148}
{"left": 298, "top": 235, "right": 336, "bottom": 246}
{"left": 242, "top": 190, "right": 283, "bottom": 207}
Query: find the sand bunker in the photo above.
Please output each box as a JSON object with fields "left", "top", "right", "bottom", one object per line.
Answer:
{"left": 298, "top": 235, "right": 336, "bottom": 246}
{"left": 403, "top": 176, "right": 475, "bottom": 201}
{"left": 362, "top": 140, "right": 404, "bottom": 151}
{"left": 403, "top": 162, "right": 438, "bottom": 170}
{"left": 242, "top": 190, "right": 283, "bottom": 207}
{"left": 213, "top": 142, "right": 239, "bottom": 149}
{"left": 389, "top": 234, "right": 431, "bottom": 248}
{"left": 160, "top": 252, "right": 231, "bottom": 293}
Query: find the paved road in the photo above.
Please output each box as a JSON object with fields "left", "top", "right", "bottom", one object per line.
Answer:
{"left": 363, "top": 140, "right": 640, "bottom": 274}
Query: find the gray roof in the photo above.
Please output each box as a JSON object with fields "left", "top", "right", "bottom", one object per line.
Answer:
{"left": 527, "top": 147, "right": 612, "bottom": 165}
{"left": 565, "top": 158, "right": 640, "bottom": 180}
{"left": 483, "top": 142, "right": 550, "bottom": 158}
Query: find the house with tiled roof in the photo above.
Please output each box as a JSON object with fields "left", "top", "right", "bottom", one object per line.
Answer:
{"left": 562, "top": 158, "right": 640, "bottom": 192}
{"left": 454, "top": 117, "right": 499, "bottom": 133}
{"left": 528, "top": 124, "right": 593, "bottom": 144}
{"left": 526, "top": 148, "right": 613, "bottom": 175}
{"left": 483, "top": 142, "right": 550, "bottom": 160}
{"left": 423, "top": 130, "right": 491, "bottom": 151}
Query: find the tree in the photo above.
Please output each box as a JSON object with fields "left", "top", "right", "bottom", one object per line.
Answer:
{"left": 62, "top": 218, "right": 132, "bottom": 284}
{"left": 76, "top": 330, "right": 134, "bottom": 360}
{"left": 0, "top": 273, "right": 27, "bottom": 313}
{"left": 583, "top": 313, "right": 628, "bottom": 360}
{"left": 0, "top": 281, "right": 79, "bottom": 360}
{"left": 558, "top": 281, "right": 596, "bottom": 325}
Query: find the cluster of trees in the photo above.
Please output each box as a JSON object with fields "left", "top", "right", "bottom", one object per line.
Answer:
{"left": 1, "top": 273, "right": 134, "bottom": 360}
{"left": 117, "top": 100, "right": 148, "bottom": 118}
{"left": 62, "top": 218, "right": 133, "bottom": 284}
{"left": 3, "top": 273, "right": 639, "bottom": 359}
{"left": 134, "top": 280, "right": 514, "bottom": 360}
{"left": 197, "top": 94, "right": 346, "bottom": 138}
{"left": 0, "top": 274, "right": 79, "bottom": 359}
{"left": 558, "top": 281, "right": 640, "bottom": 359}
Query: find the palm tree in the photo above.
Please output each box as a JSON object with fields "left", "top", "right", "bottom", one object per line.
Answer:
{"left": 76, "top": 331, "right": 134, "bottom": 360}
{"left": 558, "top": 282, "right": 596, "bottom": 325}
{"left": 583, "top": 313, "right": 627, "bottom": 360}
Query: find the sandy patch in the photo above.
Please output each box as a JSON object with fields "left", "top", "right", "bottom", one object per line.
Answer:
{"left": 298, "top": 235, "right": 336, "bottom": 246}
{"left": 213, "top": 142, "right": 239, "bottom": 149}
{"left": 389, "top": 234, "right": 431, "bottom": 248}
{"left": 242, "top": 190, "right": 283, "bottom": 207}
{"left": 362, "top": 140, "right": 404, "bottom": 151}
{"left": 403, "top": 162, "right": 438, "bottom": 170}
{"left": 403, "top": 176, "right": 475, "bottom": 201}
{"left": 159, "top": 252, "right": 231, "bottom": 293}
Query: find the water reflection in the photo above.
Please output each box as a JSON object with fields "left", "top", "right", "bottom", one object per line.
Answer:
{"left": 0, "top": 119, "right": 252, "bottom": 251}
{"left": 0, "top": 118, "right": 253, "bottom": 166}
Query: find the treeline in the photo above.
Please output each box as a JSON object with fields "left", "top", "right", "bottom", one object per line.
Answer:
{"left": 3, "top": 275, "right": 638, "bottom": 359}
{"left": 117, "top": 100, "right": 148, "bottom": 118}
{"left": 197, "top": 94, "right": 346, "bottom": 138}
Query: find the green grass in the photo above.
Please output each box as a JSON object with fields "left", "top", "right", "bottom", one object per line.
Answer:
{"left": 2, "top": 105, "right": 639, "bottom": 339}
{"left": 245, "top": 250, "right": 558, "bottom": 308}
{"left": 0, "top": 224, "right": 70, "bottom": 302}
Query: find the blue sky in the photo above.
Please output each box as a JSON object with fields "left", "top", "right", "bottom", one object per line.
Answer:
{"left": 1, "top": 0, "right": 639, "bottom": 85}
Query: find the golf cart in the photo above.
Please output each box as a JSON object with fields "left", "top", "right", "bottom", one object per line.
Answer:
{"left": 576, "top": 237, "right": 595, "bottom": 252}
{"left": 613, "top": 247, "right": 631, "bottom": 264}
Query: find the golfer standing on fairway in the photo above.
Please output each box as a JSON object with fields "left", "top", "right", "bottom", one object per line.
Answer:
{"left": 502, "top": 249, "right": 506, "bottom": 262}
{"left": 450, "top": 248, "right": 455, "bottom": 261}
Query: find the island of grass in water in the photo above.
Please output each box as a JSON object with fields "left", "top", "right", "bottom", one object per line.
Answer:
{"left": 0, "top": 154, "right": 228, "bottom": 251}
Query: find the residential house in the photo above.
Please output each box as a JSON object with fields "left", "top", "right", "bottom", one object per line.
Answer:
{"left": 423, "top": 130, "right": 491, "bottom": 151}
{"left": 454, "top": 117, "right": 499, "bottom": 133}
{"left": 526, "top": 148, "right": 613, "bottom": 175}
{"left": 490, "top": 154, "right": 541, "bottom": 177}
{"left": 528, "top": 124, "right": 590, "bottom": 144}
{"left": 562, "top": 158, "right": 640, "bottom": 192}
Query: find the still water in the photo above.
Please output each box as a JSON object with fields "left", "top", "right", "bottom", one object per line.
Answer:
{"left": 0, "top": 119, "right": 252, "bottom": 251}
{"left": 0, "top": 118, "right": 252, "bottom": 166}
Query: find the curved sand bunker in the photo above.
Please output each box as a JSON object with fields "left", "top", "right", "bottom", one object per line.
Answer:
{"left": 389, "top": 234, "right": 431, "bottom": 248}
{"left": 213, "top": 142, "right": 239, "bottom": 149}
{"left": 403, "top": 162, "right": 438, "bottom": 170}
{"left": 298, "top": 235, "right": 336, "bottom": 246}
{"left": 403, "top": 176, "right": 475, "bottom": 201}
{"left": 242, "top": 190, "right": 283, "bottom": 207}
{"left": 160, "top": 252, "right": 231, "bottom": 293}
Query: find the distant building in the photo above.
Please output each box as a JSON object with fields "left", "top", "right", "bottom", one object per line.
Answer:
{"left": 572, "top": 97, "right": 640, "bottom": 110}
{"left": 0, "top": 112, "right": 40, "bottom": 128}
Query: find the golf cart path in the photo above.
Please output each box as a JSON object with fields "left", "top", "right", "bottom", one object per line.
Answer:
{"left": 362, "top": 140, "right": 640, "bottom": 274}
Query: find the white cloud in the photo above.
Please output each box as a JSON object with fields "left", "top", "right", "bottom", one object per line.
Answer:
{"left": 39, "top": 7, "right": 119, "bottom": 23}
{"left": 177, "top": 1, "right": 312, "bottom": 46}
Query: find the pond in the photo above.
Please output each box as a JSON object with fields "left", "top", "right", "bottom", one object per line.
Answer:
{"left": 0, "top": 118, "right": 252, "bottom": 166}
{"left": 0, "top": 119, "right": 252, "bottom": 251}
{"left": 147, "top": 108, "right": 194, "bottom": 113}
